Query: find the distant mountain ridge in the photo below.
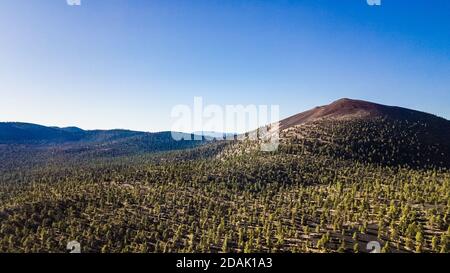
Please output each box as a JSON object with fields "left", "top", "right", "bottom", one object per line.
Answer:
{"left": 193, "top": 131, "right": 237, "bottom": 140}
{"left": 0, "top": 122, "right": 85, "bottom": 144}
{"left": 0, "top": 122, "right": 198, "bottom": 144}
{"left": 0, "top": 122, "right": 207, "bottom": 162}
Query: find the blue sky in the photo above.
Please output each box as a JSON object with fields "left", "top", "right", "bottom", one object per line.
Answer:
{"left": 0, "top": 0, "right": 449, "bottom": 132}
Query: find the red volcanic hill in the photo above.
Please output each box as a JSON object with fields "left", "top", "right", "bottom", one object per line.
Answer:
{"left": 279, "top": 98, "right": 449, "bottom": 130}
{"left": 278, "top": 98, "right": 450, "bottom": 168}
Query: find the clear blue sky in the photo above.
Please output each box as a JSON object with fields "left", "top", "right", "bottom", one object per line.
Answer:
{"left": 0, "top": 0, "right": 449, "bottom": 132}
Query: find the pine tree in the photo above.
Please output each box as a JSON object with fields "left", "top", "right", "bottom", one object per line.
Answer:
{"left": 353, "top": 243, "right": 359, "bottom": 253}
{"left": 440, "top": 234, "right": 448, "bottom": 253}
{"left": 431, "top": 235, "right": 438, "bottom": 252}
{"left": 337, "top": 240, "right": 345, "bottom": 253}
{"left": 381, "top": 242, "right": 390, "bottom": 253}
{"left": 222, "top": 235, "right": 228, "bottom": 253}
{"left": 415, "top": 231, "right": 423, "bottom": 253}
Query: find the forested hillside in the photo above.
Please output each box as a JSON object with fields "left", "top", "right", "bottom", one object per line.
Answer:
{"left": 0, "top": 99, "right": 449, "bottom": 253}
